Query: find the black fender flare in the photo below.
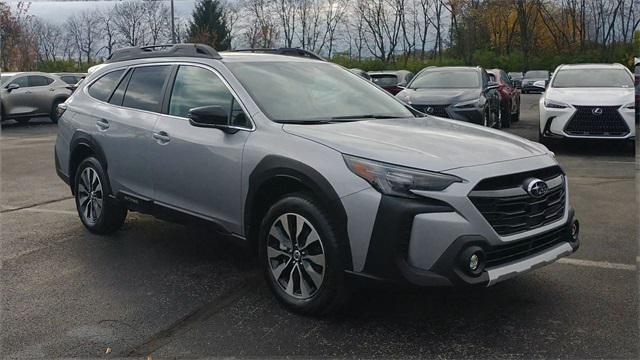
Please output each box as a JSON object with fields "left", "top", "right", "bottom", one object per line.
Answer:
{"left": 244, "top": 155, "right": 352, "bottom": 269}
{"left": 68, "top": 131, "right": 109, "bottom": 191}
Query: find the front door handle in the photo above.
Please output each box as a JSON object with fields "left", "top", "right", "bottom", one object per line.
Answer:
{"left": 152, "top": 131, "right": 170, "bottom": 143}
{"left": 96, "top": 119, "right": 109, "bottom": 130}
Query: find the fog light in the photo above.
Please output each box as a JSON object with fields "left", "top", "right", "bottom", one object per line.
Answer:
{"left": 469, "top": 254, "right": 479, "bottom": 271}
{"left": 460, "top": 246, "right": 485, "bottom": 277}
{"left": 570, "top": 220, "right": 580, "bottom": 240}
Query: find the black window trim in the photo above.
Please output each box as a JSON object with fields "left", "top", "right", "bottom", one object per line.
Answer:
{"left": 84, "top": 62, "right": 255, "bottom": 131}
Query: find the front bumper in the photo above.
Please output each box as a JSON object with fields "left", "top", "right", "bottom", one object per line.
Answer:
{"left": 343, "top": 156, "right": 579, "bottom": 287}
{"left": 540, "top": 101, "right": 635, "bottom": 140}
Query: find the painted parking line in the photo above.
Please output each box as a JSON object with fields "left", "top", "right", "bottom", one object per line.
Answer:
{"left": 558, "top": 258, "right": 637, "bottom": 271}
{"left": 17, "top": 208, "right": 77, "bottom": 216}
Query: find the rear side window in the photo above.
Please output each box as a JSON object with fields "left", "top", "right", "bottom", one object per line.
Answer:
{"left": 60, "top": 76, "right": 79, "bottom": 84}
{"left": 88, "top": 70, "right": 125, "bottom": 102}
{"left": 122, "top": 66, "right": 171, "bottom": 112}
{"left": 169, "top": 66, "right": 234, "bottom": 119}
{"left": 29, "top": 76, "right": 54, "bottom": 87}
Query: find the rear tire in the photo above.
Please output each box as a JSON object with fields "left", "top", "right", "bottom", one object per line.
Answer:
{"left": 259, "top": 193, "right": 350, "bottom": 316}
{"left": 50, "top": 100, "right": 63, "bottom": 124}
{"left": 15, "top": 118, "right": 30, "bottom": 124}
{"left": 74, "top": 157, "right": 127, "bottom": 234}
{"left": 501, "top": 104, "right": 511, "bottom": 128}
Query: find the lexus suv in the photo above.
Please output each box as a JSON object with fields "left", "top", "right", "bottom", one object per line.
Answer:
{"left": 396, "top": 66, "right": 502, "bottom": 127}
{"left": 538, "top": 63, "right": 635, "bottom": 145}
{"left": 1, "top": 72, "right": 73, "bottom": 123}
{"left": 55, "top": 44, "right": 580, "bottom": 315}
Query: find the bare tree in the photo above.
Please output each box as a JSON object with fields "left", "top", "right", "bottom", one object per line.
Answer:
{"left": 112, "top": 1, "right": 147, "bottom": 47}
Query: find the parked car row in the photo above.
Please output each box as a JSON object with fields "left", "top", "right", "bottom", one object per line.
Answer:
{"left": 0, "top": 71, "right": 86, "bottom": 124}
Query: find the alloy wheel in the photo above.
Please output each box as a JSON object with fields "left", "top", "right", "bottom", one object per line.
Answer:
{"left": 267, "top": 213, "right": 326, "bottom": 300}
{"left": 77, "top": 167, "right": 103, "bottom": 225}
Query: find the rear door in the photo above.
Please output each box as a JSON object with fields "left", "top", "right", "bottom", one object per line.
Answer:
{"left": 27, "top": 75, "right": 56, "bottom": 114}
{"left": 87, "top": 65, "right": 172, "bottom": 199}
{"left": 149, "top": 64, "right": 251, "bottom": 233}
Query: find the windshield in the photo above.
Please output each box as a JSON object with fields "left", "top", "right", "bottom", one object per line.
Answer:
{"left": 508, "top": 72, "right": 523, "bottom": 79}
{"left": 0, "top": 75, "right": 12, "bottom": 85}
{"left": 524, "top": 71, "right": 549, "bottom": 79}
{"left": 226, "top": 62, "right": 414, "bottom": 122}
{"left": 409, "top": 70, "right": 479, "bottom": 89}
{"left": 552, "top": 69, "right": 633, "bottom": 88}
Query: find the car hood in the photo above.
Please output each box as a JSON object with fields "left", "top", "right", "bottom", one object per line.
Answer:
{"left": 546, "top": 87, "right": 634, "bottom": 106}
{"left": 283, "top": 117, "right": 548, "bottom": 172}
{"left": 396, "top": 88, "right": 480, "bottom": 105}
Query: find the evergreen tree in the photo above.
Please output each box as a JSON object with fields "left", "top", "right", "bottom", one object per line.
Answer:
{"left": 187, "top": 0, "right": 231, "bottom": 50}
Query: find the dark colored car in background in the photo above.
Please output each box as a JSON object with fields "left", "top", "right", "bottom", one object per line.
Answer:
{"left": 349, "top": 68, "right": 372, "bottom": 81}
{"left": 369, "top": 70, "right": 414, "bottom": 95}
{"left": 488, "top": 69, "right": 521, "bottom": 128}
{"left": 508, "top": 72, "right": 523, "bottom": 88}
{"left": 521, "top": 70, "right": 550, "bottom": 94}
{"left": 395, "top": 66, "right": 502, "bottom": 127}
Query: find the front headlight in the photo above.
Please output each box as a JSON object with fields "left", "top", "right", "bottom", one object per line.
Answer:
{"left": 453, "top": 98, "right": 480, "bottom": 109}
{"left": 544, "top": 98, "right": 569, "bottom": 109}
{"left": 623, "top": 102, "right": 635, "bottom": 110}
{"left": 343, "top": 155, "right": 463, "bottom": 198}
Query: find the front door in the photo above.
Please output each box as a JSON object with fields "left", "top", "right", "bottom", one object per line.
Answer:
{"left": 149, "top": 65, "right": 251, "bottom": 234}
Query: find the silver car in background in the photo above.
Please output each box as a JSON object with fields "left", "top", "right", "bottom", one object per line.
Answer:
{"left": 1, "top": 72, "right": 73, "bottom": 124}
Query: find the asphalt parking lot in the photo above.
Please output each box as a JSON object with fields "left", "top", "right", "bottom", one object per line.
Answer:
{"left": 1, "top": 94, "right": 638, "bottom": 358}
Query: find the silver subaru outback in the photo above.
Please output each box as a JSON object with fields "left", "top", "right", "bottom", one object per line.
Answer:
{"left": 55, "top": 44, "right": 580, "bottom": 315}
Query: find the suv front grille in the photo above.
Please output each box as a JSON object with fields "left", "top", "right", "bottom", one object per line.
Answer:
{"left": 485, "top": 227, "right": 567, "bottom": 268}
{"left": 412, "top": 104, "right": 450, "bottom": 118}
{"left": 469, "top": 167, "right": 566, "bottom": 236}
{"left": 564, "top": 105, "right": 629, "bottom": 136}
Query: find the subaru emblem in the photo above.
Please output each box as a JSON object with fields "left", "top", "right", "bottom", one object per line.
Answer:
{"left": 524, "top": 178, "right": 549, "bottom": 198}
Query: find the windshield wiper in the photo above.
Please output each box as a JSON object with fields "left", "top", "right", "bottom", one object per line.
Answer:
{"left": 330, "top": 114, "right": 403, "bottom": 120}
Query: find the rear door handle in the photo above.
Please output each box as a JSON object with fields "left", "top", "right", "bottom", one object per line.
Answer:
{"left": 96, "top": 119, "right": 109, "bottom": 130}
{"left": 152, "top": 131, "right": 170, "bottom": 143}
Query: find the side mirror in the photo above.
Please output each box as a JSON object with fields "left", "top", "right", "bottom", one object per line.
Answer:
{"left": 486, "top": 81, "right": 500, "bottom": 90}
{"left": 533, "top": 80, "right": 547, "bottom": 89}
{"left": 6, "top": 83, "right": 19, "bottom": 92}
{"left": 188, "top": 105, "right": 237, "bottom": 133}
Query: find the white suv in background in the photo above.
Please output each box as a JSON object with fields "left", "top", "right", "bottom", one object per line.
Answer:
{"left": 538, "top": 63, "right": 635, "bottom": 145}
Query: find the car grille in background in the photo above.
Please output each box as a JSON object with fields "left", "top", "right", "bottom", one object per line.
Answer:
{"left": 412, "top": 104, "right": 450, "bottom": 118}
{"left": 485, "top": 227, "right": 567, "bottom": 268}
{"left": 469, "top": 166, "right": 566, "bottom": 236}
{"left": 564, "top": 105, "right": 629, "bottom": 136}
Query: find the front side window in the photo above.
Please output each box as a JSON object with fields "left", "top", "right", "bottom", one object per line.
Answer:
{"left": 29, "top": 76, "right": 54, "bottom": 87}
{"left": 88, "top": 70, "right": 125, "bottom": 102}
{"left": 227, "top": 62, "right": 413, "bottom": 122}
{"left": 410, "top": 70, "right": 480, "bottom": 89}
{"left": 8, "top": 76, "right": 28, "bottom": 88}
{"left": 122, "top": 66, "right": 171, "bottom": 112}
{"left": 169, "top": 66, "right": 237, "bottom": 120}
{"left": 552, "top": 69, "right": 633, "bottom": 88}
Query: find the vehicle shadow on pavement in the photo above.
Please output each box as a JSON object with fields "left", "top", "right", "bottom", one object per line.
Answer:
{"left": 545, "top": 138, "right": 635, "bottom": 157}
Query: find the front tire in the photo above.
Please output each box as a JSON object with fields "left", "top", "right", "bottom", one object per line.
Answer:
{"left": 259, "top": 193, "right": 350, "bottom": 316}
{"left": 74, "top": 157, "right": 127, "bottom": 234}
{"left": 501, "top": 103, "right": 511, "bottom": 128}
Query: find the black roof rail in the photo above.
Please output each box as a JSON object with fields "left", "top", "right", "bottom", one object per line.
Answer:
{"left": 105, "top": 43, "right": 222, "bottom": 63}
{"left": 232, "top": 48, "right": 325, "bottom": 61}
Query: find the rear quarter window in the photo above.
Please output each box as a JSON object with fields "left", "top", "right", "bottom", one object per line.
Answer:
{"left": 29, "top": 76, "right": 54, "bottom": 87}
{"left": 88, "top": 70, "right": 125, "bottom": 102}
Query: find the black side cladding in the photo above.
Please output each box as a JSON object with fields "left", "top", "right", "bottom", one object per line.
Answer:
{"left": 363, "top": 195, "right": 454, "bottom": 280}
{"left": 245, "top": 155, "right": 352, "bottom": 269}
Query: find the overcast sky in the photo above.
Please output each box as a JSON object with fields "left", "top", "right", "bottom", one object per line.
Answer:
{"left": 8, "top": 0, "right": 197, "bottom": 24}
